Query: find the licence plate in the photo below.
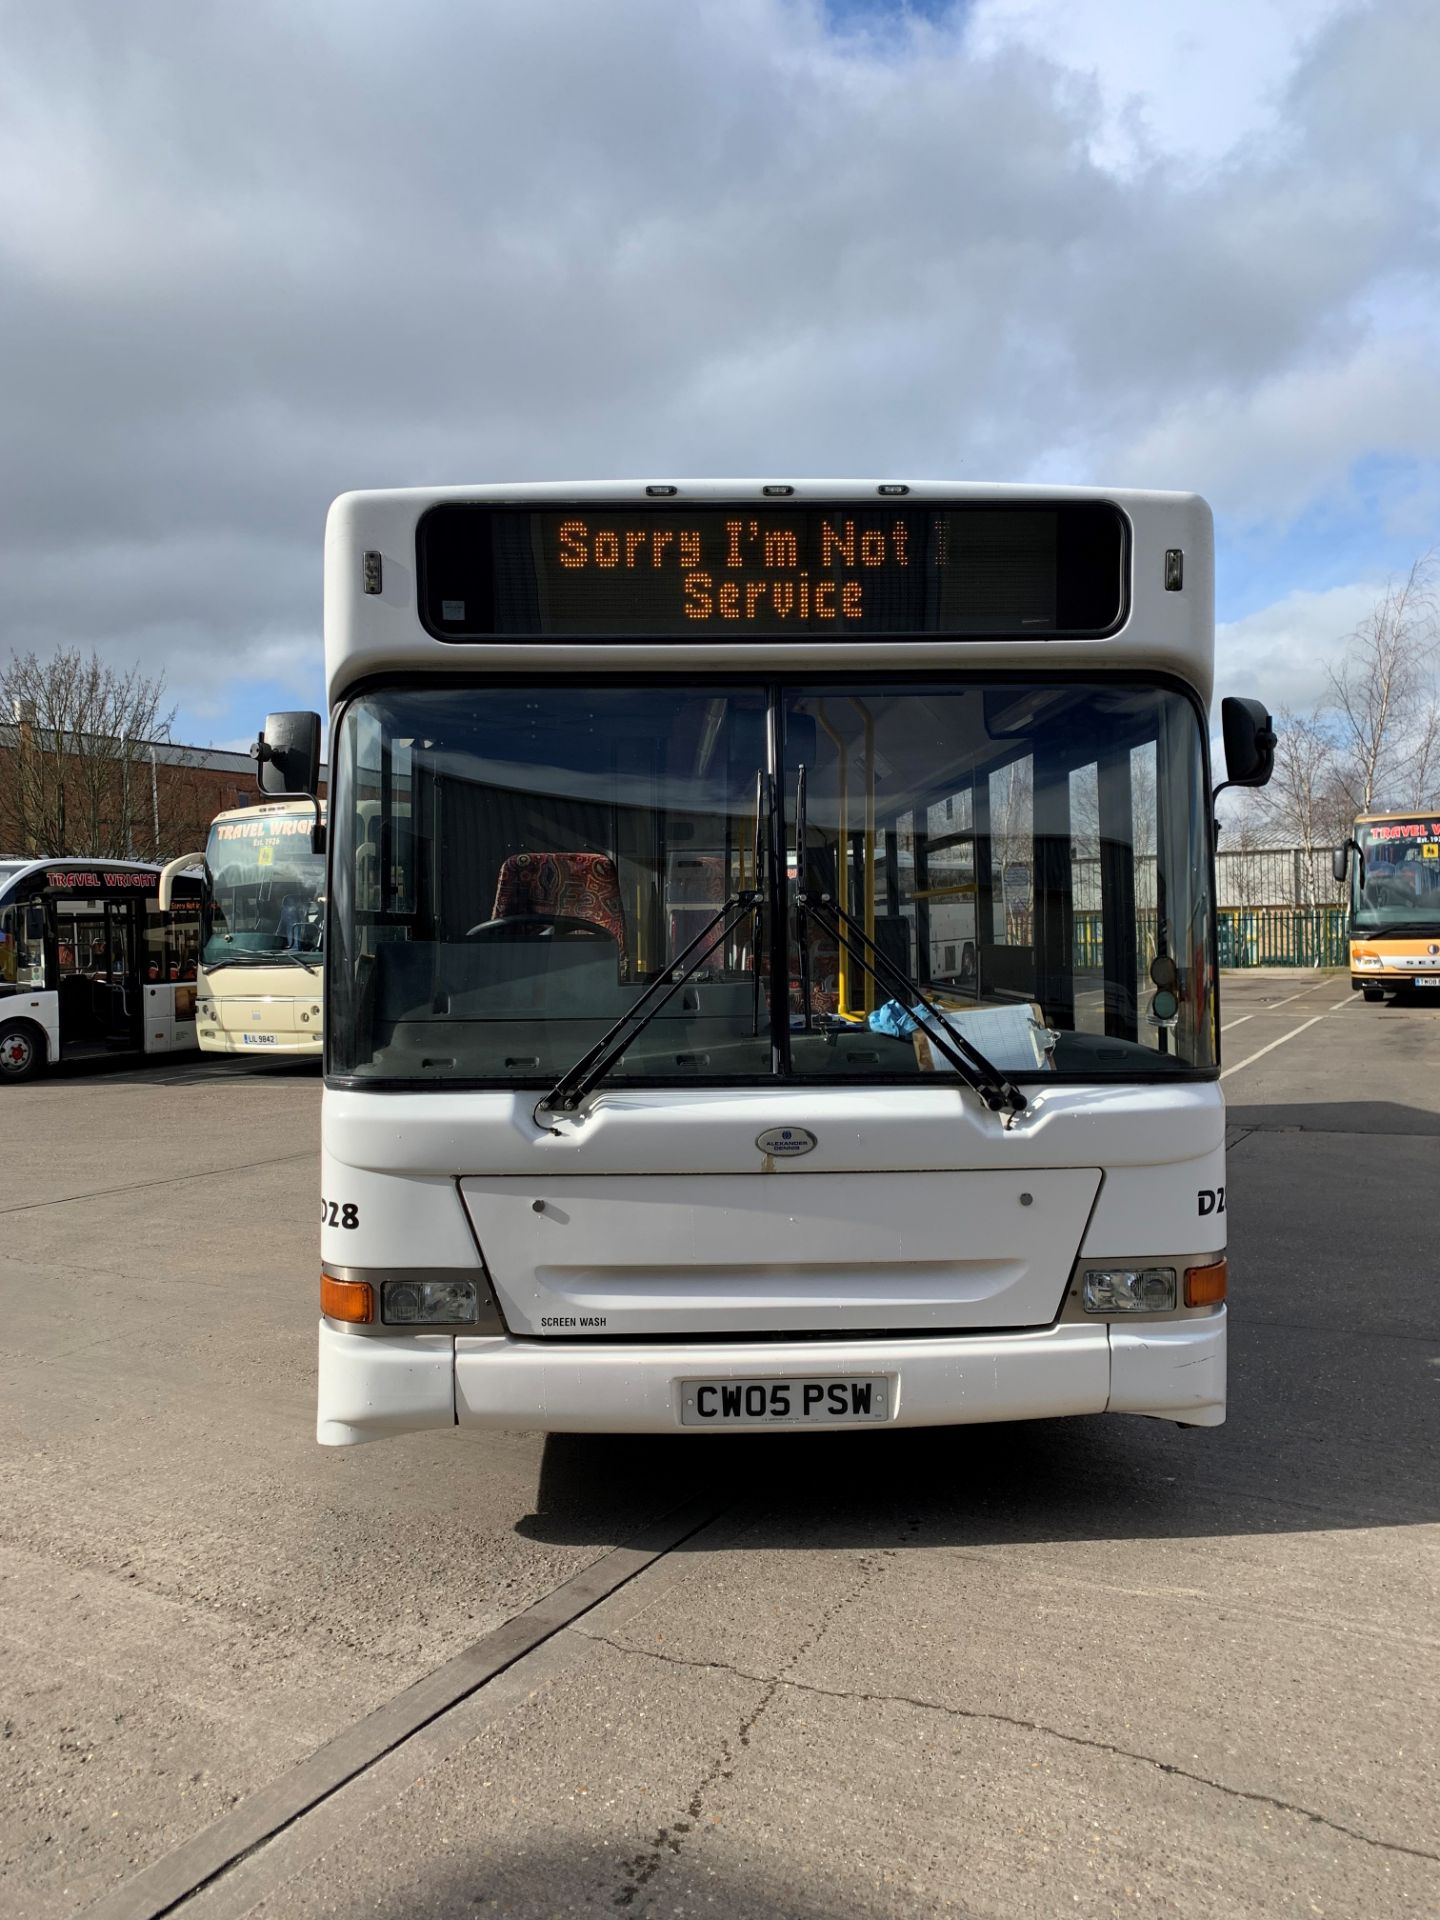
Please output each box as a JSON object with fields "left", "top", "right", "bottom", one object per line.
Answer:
{"left": 679, "top": 1376, "right": 890, "bottom": 1428}
{"left": 242, "top": 1032, "right": 279, "bottom": 1045}
{"left": 1415, "top": 977, "right": 1440, "bottom": 987}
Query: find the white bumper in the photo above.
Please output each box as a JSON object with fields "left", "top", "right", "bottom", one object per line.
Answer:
{"left": 316, "top": 1311, "right": 1225, "bottom": 1444}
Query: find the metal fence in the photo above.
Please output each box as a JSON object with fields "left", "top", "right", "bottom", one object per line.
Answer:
{"left": 978, "top": 848, "right": 1350, "bottom": 971}
{"left": 1047, "top": 909, "right": 1348, "bottom": 971}
{"left": 1217, "top": 906, "right": 1348, "bottom": 968}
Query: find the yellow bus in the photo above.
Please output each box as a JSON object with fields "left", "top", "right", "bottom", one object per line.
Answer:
{"left": 161, "top": 800, "right": 325, "bottom": 1055}
{"left": 1335, "top": 808, "right": 1440, "bottom": 1001}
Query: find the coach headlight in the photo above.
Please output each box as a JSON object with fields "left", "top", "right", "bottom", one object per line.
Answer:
{"left": 381, "top": 1276, "right": 481, "bottom": 1325}
{"left": 1355, "top": 953, "right": 1382, "bottom": 968}
{"left": 1082, "top": 1266, "right": 1177, "bottom": 1313}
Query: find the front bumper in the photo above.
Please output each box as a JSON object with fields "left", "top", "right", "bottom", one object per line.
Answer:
{"left": 316, "top": 1311, "right": 1226, "bottom": 1444}
{"left": 198, "top": 1027, "right": 323, "bottom": 1055}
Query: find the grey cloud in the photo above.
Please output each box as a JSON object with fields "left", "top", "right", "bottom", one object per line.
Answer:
{"left": 2, "top": 0, "right": 1436, "bottom": 734}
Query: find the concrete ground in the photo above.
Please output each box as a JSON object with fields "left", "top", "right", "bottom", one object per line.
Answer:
{"left": 1, "top": 974, "right": 1437, "bottom": 1919}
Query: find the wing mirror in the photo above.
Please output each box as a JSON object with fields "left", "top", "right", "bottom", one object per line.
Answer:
{"left": 254, "top": 711, "right": 321, "bottom": 797}
{"left": 1220, "top": 697, "right": 1276, "bottom": 788}
{"left": 1333, "top": 840, "right": 1362, "bottom": 885}
{"left": 252, "top": 711, "right": 325, "bottom": 853}
{"left": 1213, "top": 697, "right": 1276, "bottom": 812}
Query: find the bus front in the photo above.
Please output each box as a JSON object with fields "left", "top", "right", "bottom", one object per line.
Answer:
{"left": 195, "top": 803, "right": 325, "bottom": 1054}
{"left": 315, "top": 482, "right": 1257, "bottom": 1446}
{"left": 1343, "top": 811, "right": 1440, "bottom": 1001}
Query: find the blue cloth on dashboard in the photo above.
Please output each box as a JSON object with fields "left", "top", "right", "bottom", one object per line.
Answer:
{"left": 868, "top": 999, "right": 920, "bottom": 1038}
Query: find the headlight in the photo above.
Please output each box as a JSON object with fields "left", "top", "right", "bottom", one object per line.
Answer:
{"left": 1082, "top": 1267, "right": 1177, "bottom": 1314}
{"left": 1355, "top": 954, "right": 1382, "bottom": 968}
{"left": 381, "top": 1276, "right": 480, "bottom": 1325}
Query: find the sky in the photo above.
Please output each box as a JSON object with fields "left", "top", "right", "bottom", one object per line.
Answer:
{"left": 1, "top": 0, "right": 1437, "bottom": 748}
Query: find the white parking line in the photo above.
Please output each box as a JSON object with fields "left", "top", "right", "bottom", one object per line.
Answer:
{"left": 1260, "top": 979, "right": 1334, "bottom": 1010}
{"left": 1220, "top": 1013, "right": 1326, "bottom": 1080}
{"left": 1220, "top": 1014, "right": 1254, "bottom": 1033}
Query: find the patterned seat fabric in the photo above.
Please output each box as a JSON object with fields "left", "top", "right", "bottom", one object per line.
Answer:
{"left": 491, "top": 852, "right": 626, "bottom": 955}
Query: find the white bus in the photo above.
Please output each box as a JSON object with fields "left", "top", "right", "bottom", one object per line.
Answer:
{"left": 160, "top": 800, "right": 325, "bottom": 1056}
{"left": 299, "top": 482, "right": 1274, "bottom": 1446}
{"left": 0, "top": 857, "right": 202, "bottom": 1080}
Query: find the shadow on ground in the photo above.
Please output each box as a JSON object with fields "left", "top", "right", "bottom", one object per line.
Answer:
{"left": 1227, "top": 1097, "right": 1440, "bottom": 1134}
{"left": 350, "top": 1836, "right": 895, "bottom": 1920}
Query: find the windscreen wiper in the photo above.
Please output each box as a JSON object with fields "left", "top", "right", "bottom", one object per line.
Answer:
{"left": 206, "top": 949, "right": 320, "bottom": 972}
{"left": 793, "top": 766, "right": 1027, "bottom": 1123}
{"left": 535, "top": 775, "right": 770, "bottom": 1126}
{"left": 1354, "top": 920, "right": 1440, "bottom": 938}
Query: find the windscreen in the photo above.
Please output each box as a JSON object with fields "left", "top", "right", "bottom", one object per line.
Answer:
{"left": 204, "top": 812, "right": 325, "bottom": 965}
{"left": 1352, "top": 816, "right": 1440, "bottom": 930}
{"left": 329, "top": 679, "right": 1213, "bottom": 1086}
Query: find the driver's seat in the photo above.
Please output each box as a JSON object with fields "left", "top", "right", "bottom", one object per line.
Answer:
{"left": 491, "top": 852, "right": 628, "bottom": 971}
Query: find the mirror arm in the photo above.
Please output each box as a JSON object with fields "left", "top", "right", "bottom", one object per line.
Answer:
{"left": 157, "top": 851, "right": 205, "bottom": 912}
{"left": 247, "top": 784, "right": 325, "bottom": 855}
{"left": 1210, "top": 777, "right": 1243, "bottom": 840}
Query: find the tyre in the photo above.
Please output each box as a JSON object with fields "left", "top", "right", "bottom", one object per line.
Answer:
{"left": 1362, "top": 988, "right": 1385, "bottom": 1003}
{"left": 0, "top": 1019, "right": 46, "bottom": 1082}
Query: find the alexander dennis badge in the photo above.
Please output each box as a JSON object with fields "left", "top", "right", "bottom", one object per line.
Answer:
{"left": 755, "top": 1128, "right": 817, "bottom": 1157}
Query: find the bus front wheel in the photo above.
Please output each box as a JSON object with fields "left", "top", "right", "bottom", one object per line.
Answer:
{"left": 0, "top": 1019, "right": 46, "bottom": 1082}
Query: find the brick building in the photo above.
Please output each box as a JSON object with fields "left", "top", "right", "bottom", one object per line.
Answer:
{"left": 0, "top": 727, "right": 325, "bottom": 863}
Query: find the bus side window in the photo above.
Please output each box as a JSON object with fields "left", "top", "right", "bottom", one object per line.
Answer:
{"left": 0, "top": 901, "right": 49, "bottom": 989}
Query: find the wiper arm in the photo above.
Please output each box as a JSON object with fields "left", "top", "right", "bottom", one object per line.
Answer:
{"left": 536, "top": 774, "right": 770, "bottom": 1126}
{"left": 793, "top": 768, "right": 1026, "bottom": 1123}
{"left": 269, "top": 948, "right": 323, "bottom": 971}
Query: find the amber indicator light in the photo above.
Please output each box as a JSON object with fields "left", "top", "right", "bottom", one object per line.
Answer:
{"left": 321, "top": 1273, "right": 375, "bottom": 1323}
{"left": 1184, "top": 1259, "right": 1228, "bottom": 1308}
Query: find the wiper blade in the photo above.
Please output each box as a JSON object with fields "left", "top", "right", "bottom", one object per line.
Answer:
{"left": 793, "top": 764, "right": 1025, "bottom": 1123}
{"left": 204, "top": 949, "right": 320, "bottom": 972}
{"left": 534, "top": 889, "right": 762, "bottom": 1123}
{"left": 1352, "top": 920, "right": 1440, "bottom": 938}
{"left": 536, "top": 773, "right": 770, "bottom": 1125}
{"left": 798, "top": 889, "right": 1027, "bottom": 1121}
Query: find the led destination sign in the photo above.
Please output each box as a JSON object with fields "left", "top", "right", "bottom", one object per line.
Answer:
{"left": 418, "top": 501, "right": 1126, "bottom": 640}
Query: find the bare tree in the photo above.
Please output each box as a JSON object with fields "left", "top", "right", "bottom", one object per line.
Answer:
{"left": 989, "top": 755, "right": 1033, "bottom": 941}
{"left": 1215, "top": 795, "right": 1271, "bottom": 906}
{"left": 1251, "top": 704, "right": 1352, "bottom": 903}
{"left": 1405, "top": 693, "right": 1440, "bottom": 811}
{"left": 1328, "top": 556, "right": 1439, "bottom": 815}
{"left": 0, "top": 648, "right": 186, "bottom": 858}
